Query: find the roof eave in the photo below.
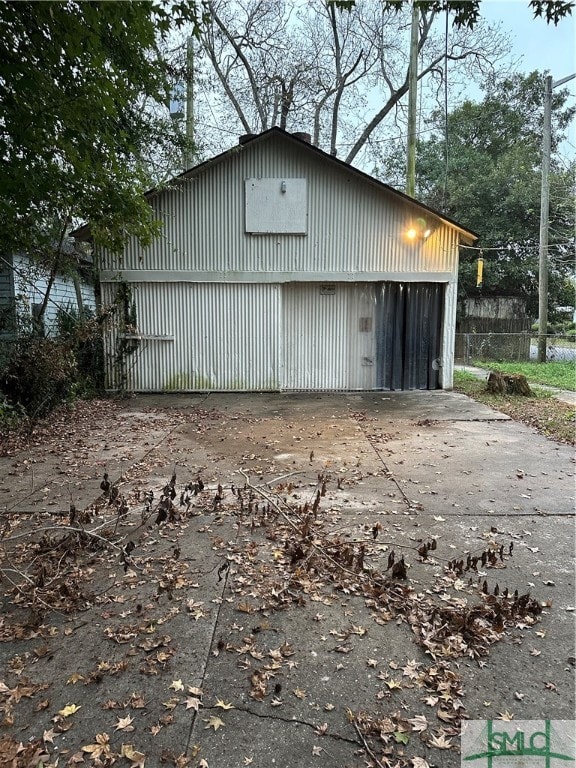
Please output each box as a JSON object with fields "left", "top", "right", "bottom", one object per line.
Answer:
{"left": 71, "top": 127, "right": 478, "bottom": 243}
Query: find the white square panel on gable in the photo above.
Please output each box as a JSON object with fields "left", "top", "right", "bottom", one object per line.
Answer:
{"left": 245, "top": 178, "right": 307, "bottom": 234}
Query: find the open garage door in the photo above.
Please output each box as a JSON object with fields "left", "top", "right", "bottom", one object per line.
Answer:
{"left": 376, "top": 282, "right": 444, "bottom": 390}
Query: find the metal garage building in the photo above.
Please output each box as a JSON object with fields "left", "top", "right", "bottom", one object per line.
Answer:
{"left": 81, "top": 128, "right": 477, "bottom": 392}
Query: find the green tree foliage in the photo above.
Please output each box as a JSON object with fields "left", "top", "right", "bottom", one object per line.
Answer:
{"left": 0, "top": 2, "right": 205, "bottom": 415}
{"left": 331, "top": 0, "right": 574, "bottom": 28}
{"left": 409, "top": 72, "right": 575, "bottom": 317}
{"left": 0, "top": 1, "right": 201, "bottom": 257}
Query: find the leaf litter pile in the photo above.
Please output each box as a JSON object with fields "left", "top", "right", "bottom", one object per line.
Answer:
{"left": 0, "top": 402, "right": 553, "bottom": 768}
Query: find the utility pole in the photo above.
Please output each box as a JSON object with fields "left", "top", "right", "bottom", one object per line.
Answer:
{"left": 405, "top": 2, "right": 419, "bottom": 197}
{"left": 184, "top": 36, "right": 195, "bottom": 170}
{"left": 537, "top": 72, "right": 575, "bottom": 363}
{"left": 537, "top": 75, "right": 552, "bottom": 364}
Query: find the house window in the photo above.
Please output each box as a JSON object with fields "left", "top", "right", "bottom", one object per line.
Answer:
{"left": 245, "top": 178, "right": 307, "bottom": 234}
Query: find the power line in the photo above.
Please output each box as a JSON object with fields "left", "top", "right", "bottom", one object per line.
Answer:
{"left": 460, "top": 240, "right": 574, "bottom": 253}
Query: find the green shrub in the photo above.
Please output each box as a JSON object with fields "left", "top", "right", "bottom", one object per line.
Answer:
{"left": 1, "top": 336, "right": 78, "bottom": 417}
{"left": 0, "top": 305, "right": 105, "bottom": 421}
{"left": 55, "top": 306, "right": 104, "bottom": 395}
{"left": 548, "top": 319, "right": 576, "bottom": 335}
{"left": 0, "top": 396, "right": 26, "bottom": 431}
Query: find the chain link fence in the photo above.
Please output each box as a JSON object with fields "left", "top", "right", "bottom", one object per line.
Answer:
{"left": 455, "top": 333, "right": 576, "bottom": 365}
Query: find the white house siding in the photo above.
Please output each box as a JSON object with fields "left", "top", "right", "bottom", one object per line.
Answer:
{"left": 95, "top": 131, "right": 471, "bottom": 392}
{"left": 0, "top": 257, "right": 15, "bottom": 335}
{"left": 11, "top": 254, "right": 96, "bottom": 334}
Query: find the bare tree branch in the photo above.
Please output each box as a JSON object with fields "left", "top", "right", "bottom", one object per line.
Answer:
{"left": 194, "top": 1, "right": 513, "bottom": 168}
{"left": 206, "top": 0, "right": 268, "bottom": 129}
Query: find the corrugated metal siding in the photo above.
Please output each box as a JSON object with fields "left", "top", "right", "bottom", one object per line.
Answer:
{"left": 283, "top": 283, "right": 349, "bottom": 390}
{"left": 100, "top": 282, "right": 121, "bottom": 390}
{"left": 347, "top": 284, "right": 377, "bottom": 390}
{"left": 283, "top": 282, "right": 383, "bottom": 391}
{"left": 99, "top": 134, "right": 459, "bottom": 277}
{"left": 101, "top": 278, "right": 455, "bottom": 392}
{"left": 441, "top": 279, "right": 458, "bottom": 388}
{"left": 283, "top": 281, "right": 447, "bottom": 392}
{"left": 102, "top": 282, "right": 280, "bottom": 392}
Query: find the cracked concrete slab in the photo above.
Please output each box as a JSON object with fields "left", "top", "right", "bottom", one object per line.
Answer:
{"left": 0, "top": 391, "right": 574, "bottom": 768}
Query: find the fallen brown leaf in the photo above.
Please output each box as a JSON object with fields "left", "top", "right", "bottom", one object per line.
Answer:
{"left": 214, "top": 699, "right": 235, "bottom": 710}
{"left": 408, "top": 715, "right": 428, "bottom": 732}
{"left": 204, "top": 715, "right": 225, "bottom": 731}
{"left": 429, "top": 732, "right": 452, "bottom": 749}
{"left": 114, "top": 714, "right": 135, "bottom": 731}
{"left": 120, "top": 744, "right": 146, "bottom": 768}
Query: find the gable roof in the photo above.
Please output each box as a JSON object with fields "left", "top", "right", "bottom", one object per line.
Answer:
{"left": 73, "top": 126, "right": 477, "bottom": 243}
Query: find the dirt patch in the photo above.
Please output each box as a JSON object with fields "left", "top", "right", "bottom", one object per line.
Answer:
{"left": 453, "top": 380, "right": 575, "bottom": 445}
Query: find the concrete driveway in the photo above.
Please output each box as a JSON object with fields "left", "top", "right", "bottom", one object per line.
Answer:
{"left": 0, "top": 390, "right": 574, "bottom": 767}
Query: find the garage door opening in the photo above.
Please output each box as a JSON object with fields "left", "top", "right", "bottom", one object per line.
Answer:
{"left": 376, "top": 282, "right": 444, "bottom": 390}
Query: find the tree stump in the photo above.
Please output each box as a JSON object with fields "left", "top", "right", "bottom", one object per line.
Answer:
{"left": 487, "top": 371, "right": 506, "bottom": 394}
{"left": 487, "top": 371, "right": 532, "bottom": 396}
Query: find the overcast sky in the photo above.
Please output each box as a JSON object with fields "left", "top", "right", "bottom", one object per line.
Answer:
{"left": 480, "top": 0, "right": 575, "bottom": 79}
{"left": 475, "top": 1, "right": 576, "bottom": 155}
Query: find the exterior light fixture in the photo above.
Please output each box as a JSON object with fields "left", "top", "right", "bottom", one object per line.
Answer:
{"left": 405, "top": 217, "right": 434, "bottom": 242}
{"left": 281, "top": 180, "right": 287, "bottom": 193}
{"left": 406, "top": 227, "right": 418, "bottom": 240}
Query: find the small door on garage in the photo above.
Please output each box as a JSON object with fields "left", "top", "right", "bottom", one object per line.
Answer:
{"left": 376, "top": 282, "right": 444, "bottom": 390}
{"left": 282, "top": 282, "right": 349, "bottom": 389}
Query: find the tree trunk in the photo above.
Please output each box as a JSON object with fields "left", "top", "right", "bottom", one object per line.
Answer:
{"left": 36, "top": 253, "right": 61, "bottom": 335}
{"left": 73, "top": 274, "right": 84, "bottom": 314}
